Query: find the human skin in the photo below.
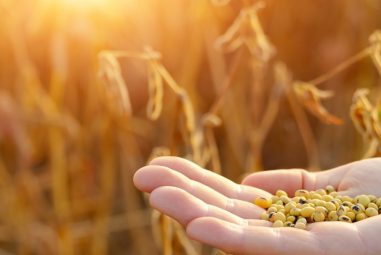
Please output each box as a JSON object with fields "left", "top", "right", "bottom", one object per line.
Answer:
{"left": 133, "top": 156, "right": 381, "bottom": 255}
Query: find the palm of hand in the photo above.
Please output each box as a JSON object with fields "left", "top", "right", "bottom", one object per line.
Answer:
{"left": 134, "top": 157, "right": 381, "bottom": 255}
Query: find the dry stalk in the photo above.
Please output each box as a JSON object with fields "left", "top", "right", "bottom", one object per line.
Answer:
{"left": 247, "top": 63, "right": 284, "bottom": 171}
{"left": 369, "top": 30, "right": 381, "bottom": 76}
{"left": 98, "top": 52, "right": 133, "bottom": 116}
{"left": 277, "top": 62, "right": 320, "bottom": 170}
{"left": 201, "top": 114, "right": 222, "bottom": 173}
{"left": 350, "top": 88, "right": 381, "bottom": 158}
{"left": 307, "top": 47, "right": 371, "bottom": 86}
{"left": 215, "top": 1, "right": 275, "bottom": 62}
{"left": 90, "top": 120, "right": 116, "bottom": 255}
{"left": 98, "top": 48, "right": 203, "bottom": 163}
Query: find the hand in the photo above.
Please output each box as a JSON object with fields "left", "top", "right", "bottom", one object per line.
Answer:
{"left": 133, "top": 156, "right": 381, "bottom": 255}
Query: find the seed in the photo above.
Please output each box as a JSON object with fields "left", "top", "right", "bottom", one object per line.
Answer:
{"left": 376, "top": 198, "right": 381, "bottom": 207}
{"left": 365, "top": 207, "right": 378, "bottom": 217}
{"left": 338, "top": 215, "right": 352, "bottom": 223}
{"left": 300, "top": 203, "right": 311, "bottom": 209}
{"left": 369, "top": 195, "right": 377, "bottom": 203}
{"left": 287, "top": 216, "right": 296, "bottom": 223}
{"left": 311, "top": 199, "right": 325, "bottom": 207}
{"left": 351, "top": 205, "right": 361, "bottom": 213}
{"left": 285, "top": 202, "right": 296, "bottom": 213}
{"left": 325, "top": 185, "right": 335, "bottom": 194}
{"left": 292, "top": 196, "right": 301, "bottom": 203}
{"left": 356, "top": 213, "right": 367, "bottom": 221}
{"left": 280, "top": 195, "right": 291, "bottom": 204}
{"left": 284, "top": 221, "right": 294, "bottom": 227}
{"left": 311, "top": 211, "right": 325, "bottom": 222}
{"left": 300, "top": 206, "right": 315, "bottom": 218}
{"left": 271, "top": 196, "right": 280, "bottom": 203}
{"left": 341, "top": 196, "right": 353, "bottom": 203}
{"left": 322, "top": 195, "right": 333, "bottom": 202}
{"left": 274, "top": 204, "right": 284, "bottom": 211}
{"left": 315, "top": 206, "right": 328, "bottom": 215}
{"left": 328, "top": 211, "right": 338, "bottom": 221}
{"left": 254, "top": 197, "right": 272, "bottom": 209}
{"left": 275, "top": 200, "right": 284, "bottom": 206}
{"left": 346, "top": 211, "right": 356, "bottom": 221}
{"left": 330, "top": 200, "right": 341, "bottom": 210}
{"left": 357, "top": 203, "right": 366, "bottom": 212}
{"left": 298, "top": 198, "right": 308, "bottom": 204}
{"left": 316, "top": 189, "right": 327, "bottom": 196}
{"left": 310, "top": 193, "right": 322, "bottom": 200}
{"left": 267, "top": 206, "right": 277, "bottom": 213}
{"left": 356, "top": 195, "right": 370, "bottom": 207}
{"left": 367, "top": 202, "right": 378, "bottom": 210}
{"left": 273, "top": 220, "right": 284, "bottom": 228}
{"left": 324, "top": 202, "right": 336, "bottom": 212}
{"left": 290, "top": 208, "right": 301, "bottom": 216}
{"left": 296, "top": 217, "right": 307, "bottom": 224}
{"left": 342, "top": 201, "right": 353, "bottom": 207}
{"left": 272, "top": 212, "right": 286, "bottom": 222}
{"left": 295, "top": 189, "right": 309, "bottom": 198}
{"left": 337, "top": 205, "right": 348, "bottom": 216}
{"left": 260, "top": 212, "right": 269, "bottom": 220}
{"left": 295, "top": 222, "right": 306, "bottom": 230}
{"left": 276, "top": 190, "right": 288, "bottom": 197}
{"left": 252, "top": 187, "right": 381, "bottom": 228}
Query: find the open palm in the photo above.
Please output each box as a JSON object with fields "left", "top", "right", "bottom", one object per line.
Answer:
{"left": 134, "top": 156, "right": 381, "bottom": 255}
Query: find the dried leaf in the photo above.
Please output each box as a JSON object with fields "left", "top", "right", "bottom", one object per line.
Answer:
{"left": 98, "top": 52, "right": 132, "bottom": 115}
{"left": 293, "top": 81, "right": 343, "bottom": 125}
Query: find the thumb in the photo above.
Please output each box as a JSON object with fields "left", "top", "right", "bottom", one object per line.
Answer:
{"left": 241, "top": 169, "right": 317, "bottom": 196}
{"left": 242, "top": 162, "right": 352, "bottom": 196}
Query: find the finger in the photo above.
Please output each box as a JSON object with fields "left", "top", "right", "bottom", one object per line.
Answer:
{"left": 241, "top": 162, "right": 355, "bottom": 195}
{"left": 134, "top": 165, "right": 264, "bottom": 218}
{"left": 149, "top": 186, "right": 271, "bottom": 227}
{"left": 186, "top": 217, "right": 323, "bottom": 255}
{"left": 307, "top": 221, "right": 366, "bottom": 254}
{"left": 149, "top": 156, "right": 270, "bottom": 201}
{"left": 355, "top": 215, "right": 381, "bottom": 253}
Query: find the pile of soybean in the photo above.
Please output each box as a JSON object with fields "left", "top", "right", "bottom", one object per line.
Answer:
{"left": 254, "top": 185, "right": 381, "bottom": 229}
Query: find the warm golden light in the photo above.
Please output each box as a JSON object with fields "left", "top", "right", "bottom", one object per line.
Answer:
{"left": 59, "top": 0, "right": 109, "bottom": 8}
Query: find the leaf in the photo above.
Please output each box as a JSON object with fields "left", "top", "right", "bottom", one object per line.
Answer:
{"left": 293, "top": 81, "right": 343, "bottom": 125}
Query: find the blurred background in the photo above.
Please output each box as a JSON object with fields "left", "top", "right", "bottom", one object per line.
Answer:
{"left": 0, "top": 0, "right": 381, "bottom": 254}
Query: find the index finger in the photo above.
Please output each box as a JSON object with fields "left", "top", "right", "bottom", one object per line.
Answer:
{"left": 241, "top": 161, "right": 356, "bottom": 195}
{"left": 150, "top": 156, "right": 271, "bottom": 201}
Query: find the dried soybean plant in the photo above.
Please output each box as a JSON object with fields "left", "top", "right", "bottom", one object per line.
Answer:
{"left": 350, "top": 89, "right": 381, "bottom": 158}
{"left": 98, "top": 47, "right": 209, "bottom": 255}
{"left": 211, "top": 1, "right": 281, "bottom": 171}
{"left": 211, "top": 1, "right": 381, "bottom": 171}
{"left": 294, "top": 29, "right": 381, "bottom": 159}
{"left": 209, "top": 1, "right": 321, "bottom": 170}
